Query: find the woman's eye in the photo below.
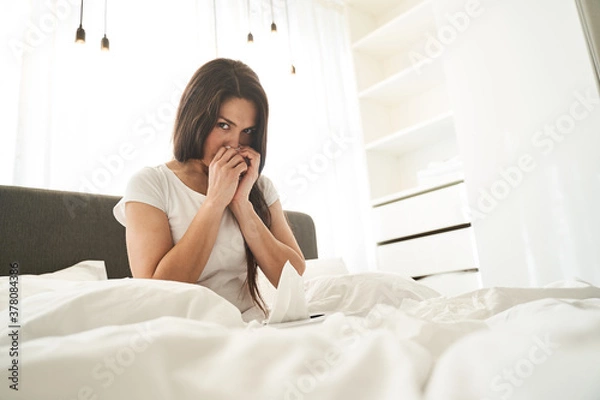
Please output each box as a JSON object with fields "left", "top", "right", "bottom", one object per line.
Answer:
{"left": 218, "top": 122, "right": 230, "bottom": 130}
{"left": 243, "top": 128, "right": 256, "bottom": 135}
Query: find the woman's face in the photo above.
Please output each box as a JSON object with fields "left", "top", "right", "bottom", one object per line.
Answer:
{"left": 201, "top": 97, "right": 258, "bottom": 165}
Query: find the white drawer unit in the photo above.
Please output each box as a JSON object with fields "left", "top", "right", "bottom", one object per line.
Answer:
{"left": 376, "top": 227, "right": 477, "bottom": 278}
{"left": 372, "top": 183, "right": 470, "bottom": 242}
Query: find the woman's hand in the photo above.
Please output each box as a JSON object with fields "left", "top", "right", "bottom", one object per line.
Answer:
{"left": 231, "top": 146, "right": 260, "bottom": 204}
{"left": 206, "top": 146, "right": 248, "bottom": 208}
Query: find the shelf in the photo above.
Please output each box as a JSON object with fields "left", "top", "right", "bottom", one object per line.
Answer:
{"left": 371, "top": 178, "right": 464, "bottom": 207}
{"left": 365, "top": 111, "right": 455, "bottom": 156}
{"left": 352, "top": 0, "right": 435, "bottom": 56}
{"left": 346, "top": 0, "right": 474, "bottom": 276}
{"left": 358, "top": 57, "right": 445, "bottom": 105}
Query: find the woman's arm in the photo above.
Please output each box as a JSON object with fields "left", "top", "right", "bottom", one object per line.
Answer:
{"left": 228, "top": 146, "right": 305, "bottom": 286}
{"left": 125, "top": 147, "right": 249, "bottom": 282}
{"left": 229, "top": 198, "right": 306, "bottom": 287}
{"left": 125, "top": 199, "right": 226, "bottom": 282}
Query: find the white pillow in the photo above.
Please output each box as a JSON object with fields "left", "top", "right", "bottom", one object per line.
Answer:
{"left": 0, "top": 260, "right": 109, "bottom": 304}
{"left": 304, "top": 271, "right": 442, "bottom": 316}
{"left": 302, "top": 257, "right": 349, "bottom": 280}
{"left": 36, "top": 260, "right": 108, "bottom": 281}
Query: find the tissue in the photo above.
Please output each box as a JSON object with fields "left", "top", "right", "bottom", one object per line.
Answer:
{"left": 266, "top": 261, "right": 309, "bottom": 324}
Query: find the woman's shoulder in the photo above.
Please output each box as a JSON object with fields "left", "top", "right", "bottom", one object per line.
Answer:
{"left": 257, "top": 174, "right": 272, "bottom": 185}
{"left": 121, "top": 164, "right": 175, "bottom": 207}
{"left": 256, "top": 174, "right": 274, "bottom": 191}
{"left": 114, "top": 164, "right": 170, "bottom": 225}
{"left": 127, "top": 164, "right": 170, "bottom": 188}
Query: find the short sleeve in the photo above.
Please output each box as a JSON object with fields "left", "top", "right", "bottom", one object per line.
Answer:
{"left": 257, "top": 175, "right": 279, "bottom": 206}
{"left": 113, "top": 166, "right": 168, "bottom": 226}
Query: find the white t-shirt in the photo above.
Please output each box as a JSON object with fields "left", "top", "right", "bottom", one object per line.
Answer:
{"left": 113, "top": 163, "right": 279, "bottom": 313}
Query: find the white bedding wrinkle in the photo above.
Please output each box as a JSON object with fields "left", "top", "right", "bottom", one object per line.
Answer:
{"left": 399, "top": 285, "right": 600, "bottom": 323}
{"left": 0, "top": 278, "right": 245, "bottom": 344}
{"left": 424, "top": 298, "right": 600, "bottom": 400}
{"left": 0, "top": 274, "right": 599, "bottom": 400}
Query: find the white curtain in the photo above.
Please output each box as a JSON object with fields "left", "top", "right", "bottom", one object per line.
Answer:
{"left": 0, "top": 0, "right": 374, "bottom": 272}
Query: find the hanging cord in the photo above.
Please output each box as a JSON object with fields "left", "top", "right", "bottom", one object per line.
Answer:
{"left": 270, "top": 0, "right": 277, "bottom": 32}
{"left": 103, "top": 0, "right": 107, "bottom": 35}
{"left": 79, "top": 0, "right": 84, "bottom": 26}
{"left": 213, "top": 0, "right": 219, "bottom": 57}
{"left": 285, "top": 0, "right": 293, "bottom": 58}
{"left": 246, "top": 0, "right": 254, "bottom": 43}
{"left": 284, "top": 0, "right": 296, "bottom": 73}
{"left": 247, "top": 0, "right": 251, "bottom": 29}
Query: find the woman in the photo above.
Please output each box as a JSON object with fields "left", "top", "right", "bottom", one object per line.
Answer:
{"left": 113, "top": 58, "right": 306, "bottom": 317}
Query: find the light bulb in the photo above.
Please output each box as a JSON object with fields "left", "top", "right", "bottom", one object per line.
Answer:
{"left": 75, "top": 25, "right": 86, "bottom": 44}
{"left": 101, "top": 35, "right": 110, "bottom": 51}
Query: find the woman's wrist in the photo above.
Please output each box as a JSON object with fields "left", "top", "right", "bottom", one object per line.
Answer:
{"left": 202, "top": 197, "right": 229, "bottom": 214}
{"left": 229, "top": 198, "right": 253, "bottom": 216}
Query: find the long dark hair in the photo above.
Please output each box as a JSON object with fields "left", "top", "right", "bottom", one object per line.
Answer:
{"left": 172, "top": 58, "right": 271, "bottom": 315}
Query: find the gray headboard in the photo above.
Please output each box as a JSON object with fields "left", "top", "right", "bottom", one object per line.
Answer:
{"left": 0, "top": 185, "right": 318, "bottom": 278}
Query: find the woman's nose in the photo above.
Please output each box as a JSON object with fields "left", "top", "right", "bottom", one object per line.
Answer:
{"left": 225, "top": 132, "right": 241, "bottom": 149}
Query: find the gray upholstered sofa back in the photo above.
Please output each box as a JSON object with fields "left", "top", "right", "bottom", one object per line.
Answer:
{"left": 0, "top": 185, "right": 317, "bottom": 278}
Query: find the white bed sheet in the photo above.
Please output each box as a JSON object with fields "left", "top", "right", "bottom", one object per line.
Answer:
{"left": 1, "top": 271, "right": 599, "bottom": 400}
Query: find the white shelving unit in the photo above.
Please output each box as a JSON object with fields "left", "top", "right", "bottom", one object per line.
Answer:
{"left": 344, "top": 0, "right": 481, "bottom": 296}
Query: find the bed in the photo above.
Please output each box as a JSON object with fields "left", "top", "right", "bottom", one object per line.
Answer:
{"left": 1, "top": 185, "right": 600, "bottom": 400}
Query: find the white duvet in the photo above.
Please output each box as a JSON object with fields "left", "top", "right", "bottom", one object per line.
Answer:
{"left": 1, "top": 262, "right": 600, "bottom": 400}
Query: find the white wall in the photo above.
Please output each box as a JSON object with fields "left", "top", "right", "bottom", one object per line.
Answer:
{"left": 433, "top": 0, "right": 600, "bottom": 287}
